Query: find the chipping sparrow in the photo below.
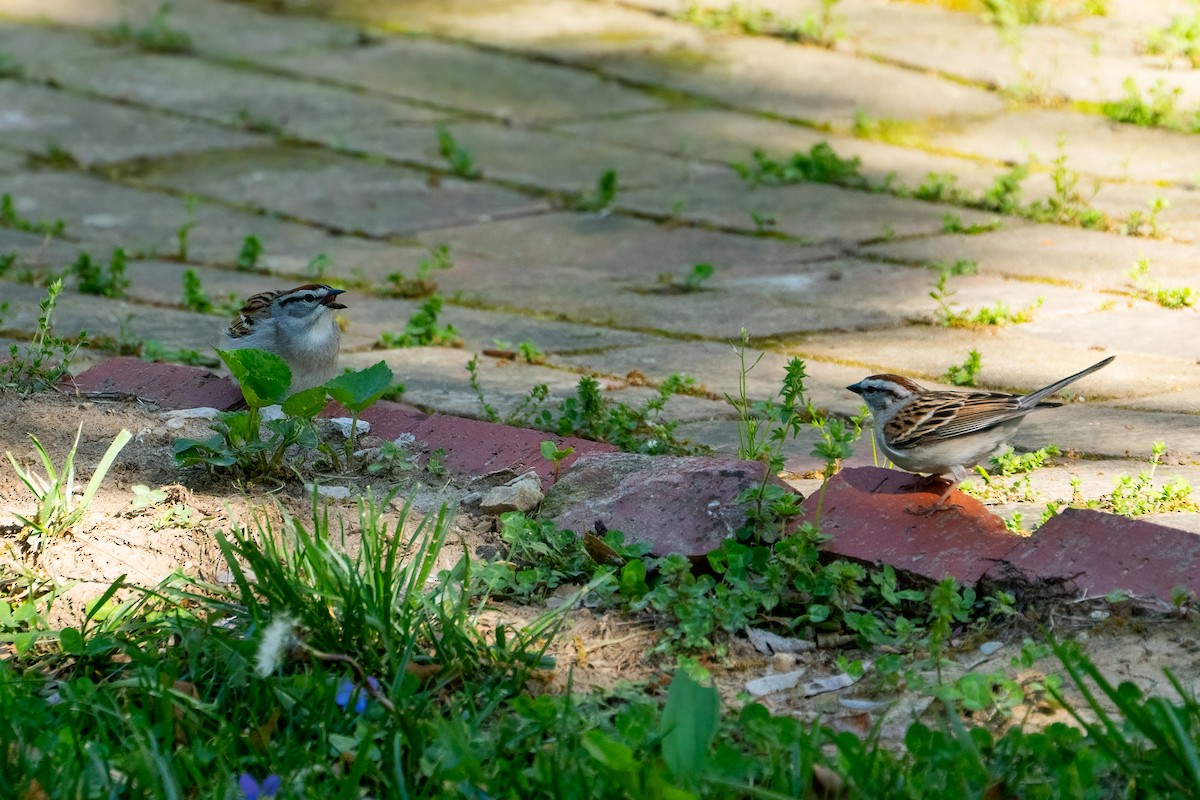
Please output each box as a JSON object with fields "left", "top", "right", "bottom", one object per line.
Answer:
{"left": 847, "top": 355, "right": 1114, "bottom": 513}
{"left": 224, "top": 283, "right": 347, "bottom": 394}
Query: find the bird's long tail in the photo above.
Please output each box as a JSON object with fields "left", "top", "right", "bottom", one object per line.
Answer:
{"left": 1020, "top": 355, "right": 1115, "bottom": 408}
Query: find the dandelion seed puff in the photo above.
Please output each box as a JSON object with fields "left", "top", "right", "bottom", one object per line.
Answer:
{"left": 254, "top": 615, "right": 297, "bottom": 677}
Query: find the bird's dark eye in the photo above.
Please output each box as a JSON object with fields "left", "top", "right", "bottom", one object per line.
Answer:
{"left": 303, "top": 293, "right": 315, "bottom": 303}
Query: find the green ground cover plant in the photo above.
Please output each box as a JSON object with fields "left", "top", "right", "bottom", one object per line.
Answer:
{"left": 468, "top": 358, "right": 705, "bottom": 455}
{"left": 0, "top": 279, "right": 88, "bottom": 393}
{"left": 1127, "top": 258, "right": 1197, "bottom": 309}
{"left": 173, "top": 349, "right": 398, "bottom": 480}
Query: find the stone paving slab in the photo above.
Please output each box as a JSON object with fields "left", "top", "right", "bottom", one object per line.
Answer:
{"left": 589, "top": 29, "right": 1004, "bottom": 124}
{"left": 293, "top": 120, "right": 708, "bottom": 192}
{"left": 332, "top": 0, "right": 706, "bottom": 62}
{"left": 551, "top": 340, "right": 872, "bottom": 417}
{"left": 1019, "top": 303, "right": 1199, "bottom": 364}
{"left": 137, "top": 146, "right": 551, "bottom": 237}
{"left": 1018, "top": 406, "right": 1200, "bottom": 463}
{"left": 0, "top": 148, "right": 27, "bottom": 173}
{"left": 0, "top": 0, "right": 367, "bottom": 58}
{"left": 1, "top": 282, "right": 218, "bottom": 353}
{"left": 256, "top": 36, "right": 666, "bottom": 124}
{"left": 0, "top": 81, "right": 265, "bottom": 165}
{"left": 345, "top": 296, "right": 652, "bottom": 356}
{"left": 929, "top": 109, "right": 1200, "bottom": 187}
{"left": 30, "top": 49, "right": 450, "bottom": 135}
{"left": 862, "top": 224, "right": 1200, "bottom": 288}
{"left": 0, "top": 170, "right": 428, "bottom": 276}
{"left": 418, "top": 211, "right": 838, "bottom": 275}
{"left": 556, "top": 109, "right": 1014, "bottom": 197}
{"left": 340, "top": 346, "right": 590, "bottom": 421}
{"left": 791, "top": 326, "right": 1193, "bottom": 405}
{"left": 618, "top": 170, "right": 1001, "bottom": 242}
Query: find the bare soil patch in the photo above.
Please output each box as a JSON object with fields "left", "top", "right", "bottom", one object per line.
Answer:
{"left": 2, "top": 391, "right": 1198, "bottom": 739}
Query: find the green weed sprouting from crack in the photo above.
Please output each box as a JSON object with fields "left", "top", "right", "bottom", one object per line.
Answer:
{"left": 675, "top": 0, "right": 845, "bottom": 46}
{"left": 71, "top": 249, "right": 129, "bottom": 299}
{"left": 0, "top": 194, "right": 65, "bottom": 237}
{"left": 1144, "top": 9, "right": 1200, "bottom": 66}
{"left": 376, "top": 294, "right": 462, "bottom": 348}
{"left": 927, "top": 259, "right": 1043, "bottom": 328}
{"left": 734, "top": 143, "right": 868, "bottom": 189}
{"left": 467, "top": 357, "right": 703, "bottom": 456}
{"left": 1126, "top": 257, "right": 1197, "bottom": 309}
{"left": 0, "top": 280, "right": 89, "bottom": 394}
{"left": 384, "top": 244, "right": 454, "bottom": 299}
{"left": 98, "top": 2, "right": 193, "bottom": 53}
{"left": 1083, "top": 441, "right": 1199, "bottom": 517}
{"left": 572, "top": 169, "right": 618, "bottom": 213}
{"left": 654, "top": 262, "right": 714, "bottom": 293}
{"left": 1121, "top": 197, "right": 1170, "bottom": 239}
{"left": 941, "top": 349, "right": 982, "bottom": 387}
{"left": 436, "top": 126, "right": 480, "bottom": 178}
{"left": 961, "top": 444, "right": 1062, "bottom": 506}
{"left": 1103, "top": 78, "right": 1200, "bottom": 133}
{"left": 236, "top": 235, "right": 263, "bottom": 271}
{"left": 180, "top": 269, "right": 240, "bottom": 316}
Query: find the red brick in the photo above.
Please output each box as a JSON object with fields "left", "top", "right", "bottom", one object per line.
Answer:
{"left": 995, "top": 508, "right": 1200, "bottom": 604}
{"left": 320, "top": 399, "right": 428, "bottom": 440}
{"left": 795, "top": 467, "right": 1021, "bottom": 586}
{"left": 65, "top": 357, "right": 243, "bottom": 411}
{"left": 409, "top": 414, "right": 617, "bottom": 483}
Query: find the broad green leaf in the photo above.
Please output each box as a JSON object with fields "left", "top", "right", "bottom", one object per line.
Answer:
{"left": 539, "top": 440, "right": 558, "bottom": 460}
{"left": 660, "top": 669, "right": 720, "bottom": 783}
{"left": 281, "top": 386, "right": 328, "bottom": 419}
{"left": 79, "top": 429, "right": 131, "bottom": 510}
{"left": 59, "top": 627, "right": 84, "bottom": 655}
{"left": 217, "top": 348, "right": 291, "bottom": 408}
{"left": 324, "top": 361, "right": 393, "bottom": 413}
{"left": 582, "top": 730, "right": 637, "bottom": 773}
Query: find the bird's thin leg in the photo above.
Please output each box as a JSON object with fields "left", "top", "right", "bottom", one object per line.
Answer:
{"left": 905, "top": 481, "right": 961, "bottom": 515}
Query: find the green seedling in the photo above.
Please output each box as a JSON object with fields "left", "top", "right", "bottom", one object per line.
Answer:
{"left": 0, "top": 280, "right": 88, "bottom": 394}
{"left": 1086, "top": 441, "right": 1198, "bottom": 517}
{"left": 0, "top": 52, "right": 23, "bottom": 79}
{"left": 733, "top": 142, "right": 868, "bottom": 189}
{"left": 0, "top": 193, "right": 65, "bottom": 237}
{"left": 376, "top": 294, "right": 461, "bottom": 348}
{"left": 1103, "top": 78, "right": 1199, "bottom": 133}
{"left": 436, "top": 127, "right": 480, "bottom": 178}
{"left": 176, "top": 195, "right": 197, "bottom": 260}
{"left": 324, "top": 360, "right": 394, "bottom": 467}
{"left": 1127, "top": 257, "right": 1197, "bottom": 309}
{"left": 236, "top": 235, "right": 263, "bottom": 271}
{"left": 657, "top": 262, "right": 714, "bottom": 293}
{"left": 72, "top": 249, "right": 129, "bottom": 298}
{"left": 573, "top": 169, "right": 618, "bottom": 213}
{"left": 385, "top": 244, "right": 454, "bottom": 298}
{"left": 173, "top": 349, "right": 321, "bottom": 479}
{"left": 100, "top": 2, "right": 193, "bottom": 53}
{"left": 749, "top": 210, "right": 777, "bottom": 232}
{"left": 539, "top": 440, "right": 574, "bottom": 483}
{"left": 7, "top": 425, "right": 131, "bottom": 554}
{"left": 941, "top": 349, "right": 982, "bottom": 387}
{"left": 1144, "top": 9, "right": 1200, "bottom": 66}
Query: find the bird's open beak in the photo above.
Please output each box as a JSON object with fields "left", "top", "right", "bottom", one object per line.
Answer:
{"left": 322, "top": 289, "right": 347, "bottom": 310}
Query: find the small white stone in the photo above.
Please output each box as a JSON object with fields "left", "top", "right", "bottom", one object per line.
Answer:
{"left": 329, "top": 417, "right": 370, "bottom": 438}
{"left": 304, "top": 483, "right": 352, "bottom": 500}
{"left": 979, "top": 641, "right": 1003, "bottom": 656}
